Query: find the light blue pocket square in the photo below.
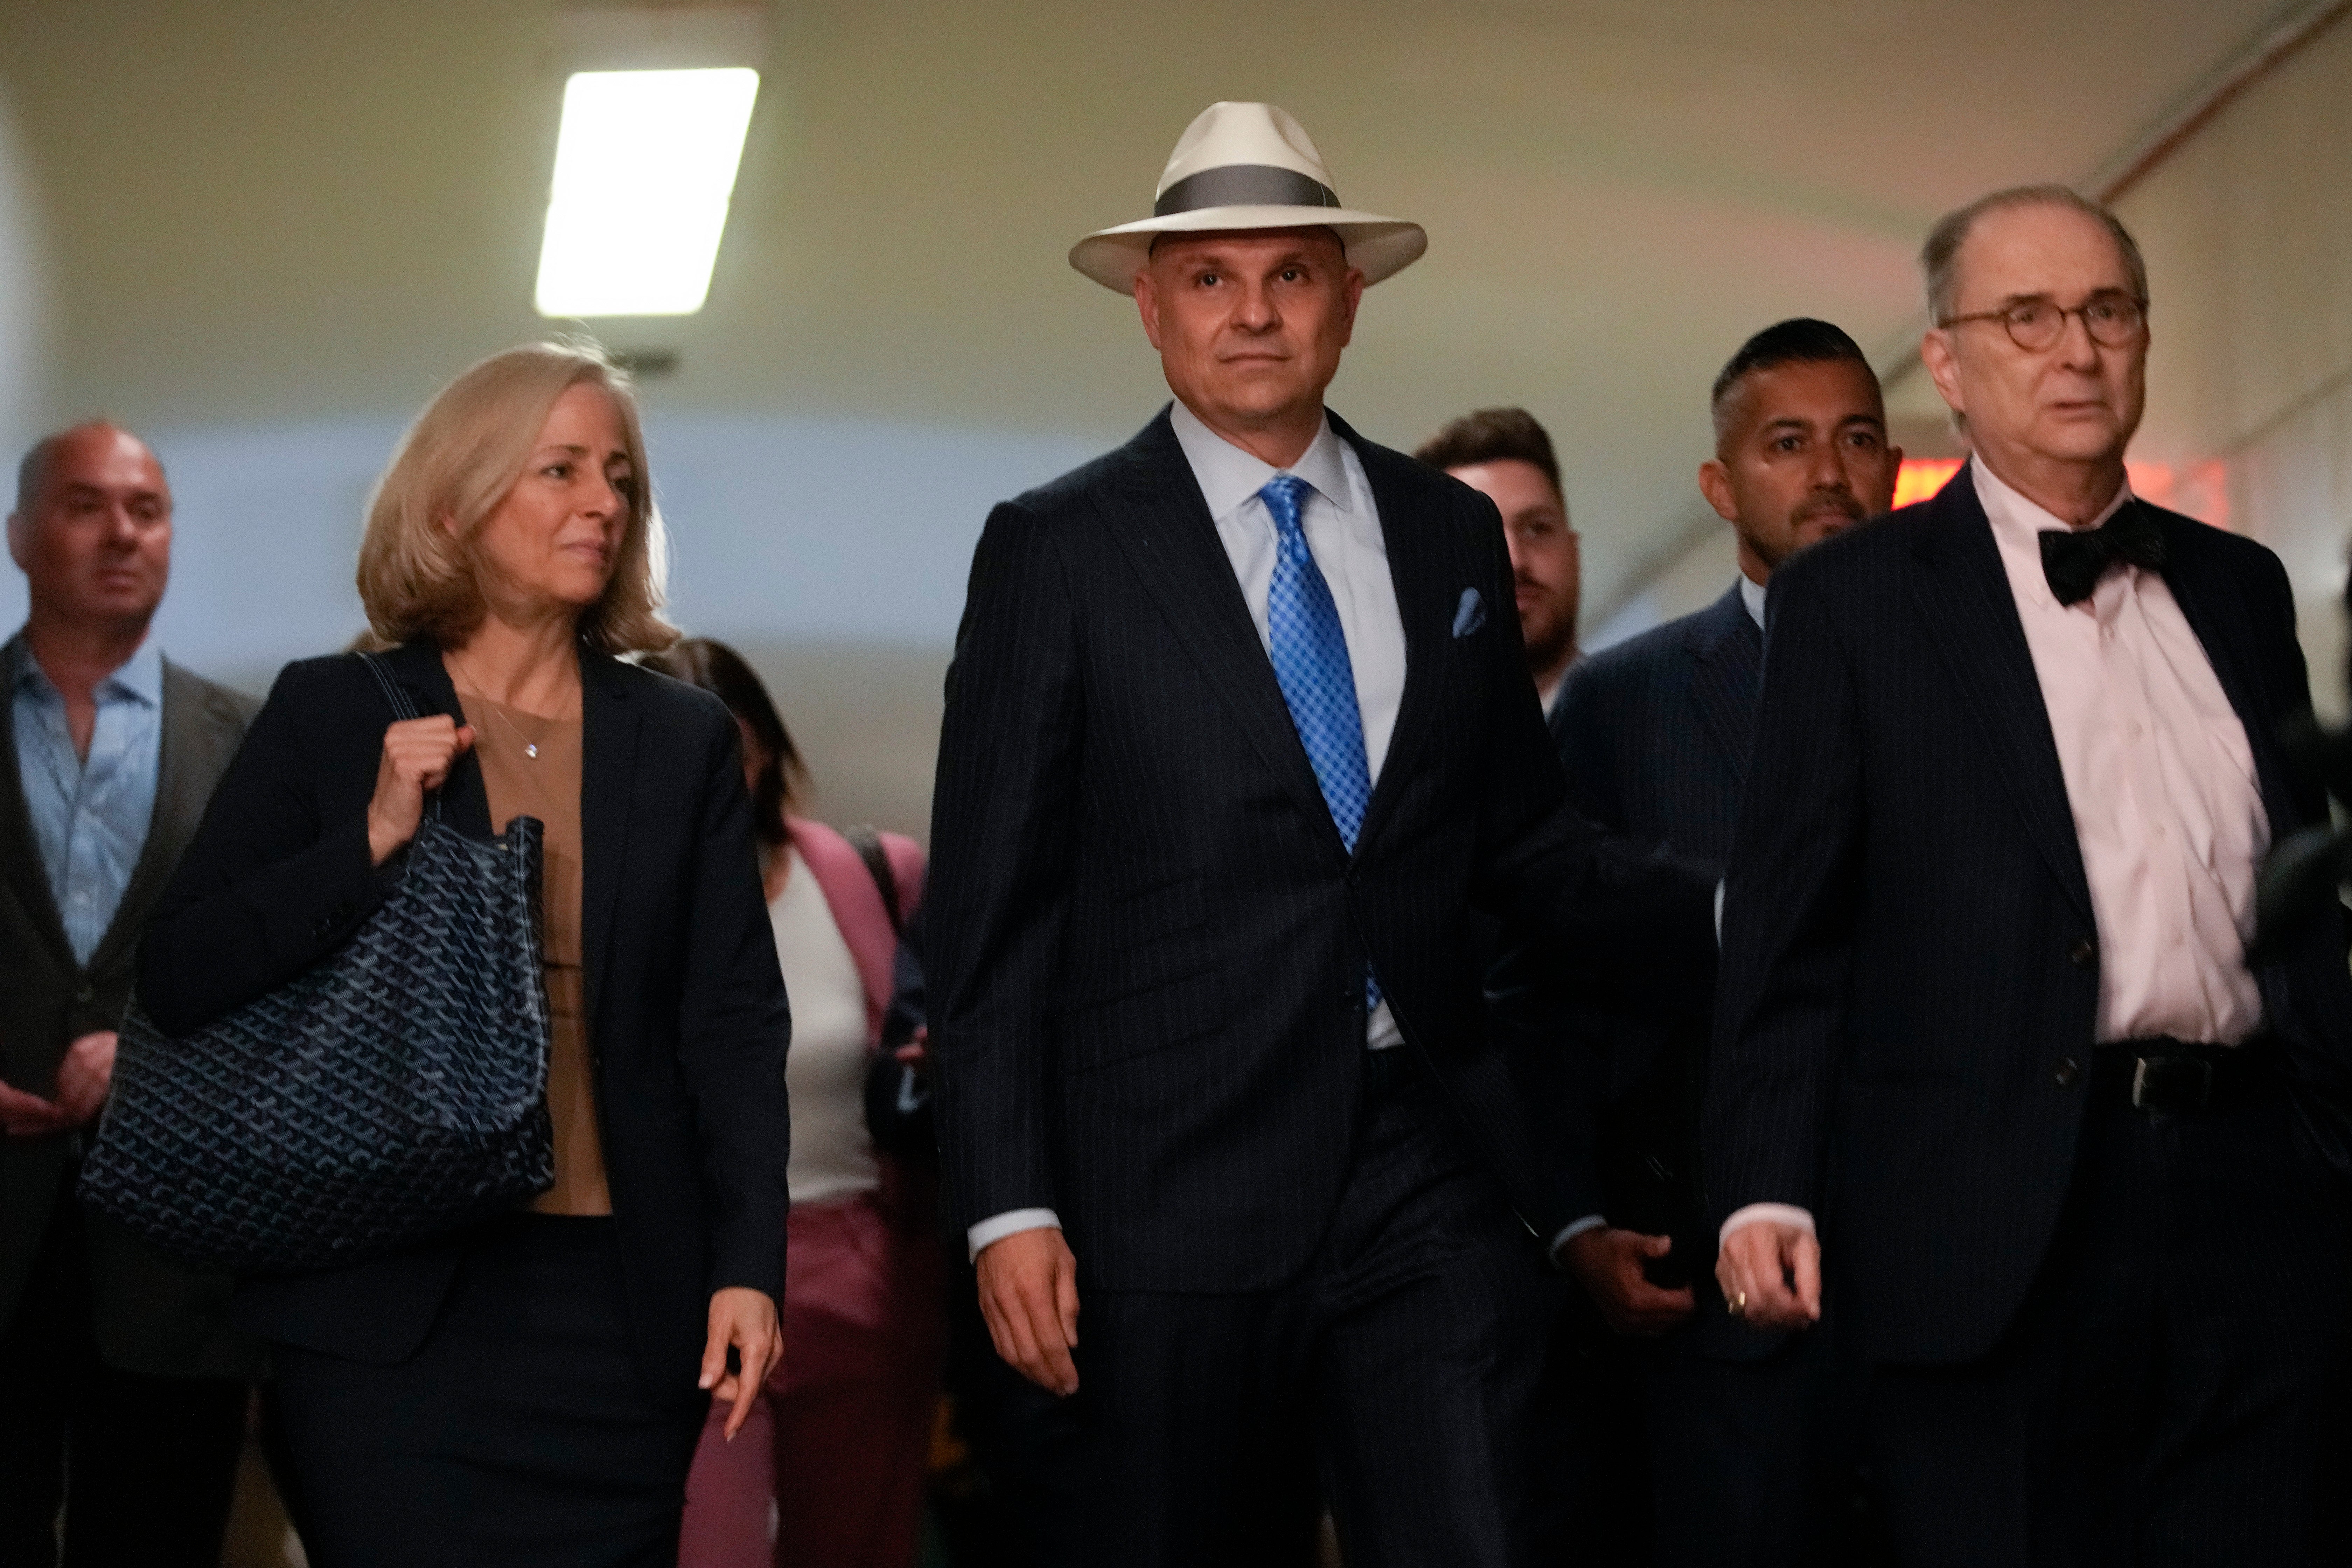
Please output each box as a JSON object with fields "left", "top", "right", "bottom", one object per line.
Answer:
{"left": 1452, "top": 587, "right": 1487, "bottom": 637}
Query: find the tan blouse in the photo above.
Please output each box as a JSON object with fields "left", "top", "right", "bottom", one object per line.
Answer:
{"left": 456, "top": 687, "right": 610, "bottom": 1217}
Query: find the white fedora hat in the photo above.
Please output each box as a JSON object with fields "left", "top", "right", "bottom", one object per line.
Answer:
{"left": 1069, "top": 101, "right": 1427, "bottom": 292}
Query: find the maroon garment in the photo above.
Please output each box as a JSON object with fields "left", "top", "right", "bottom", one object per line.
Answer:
{"left": 681, "top": 819, "right": 941, "bottom": 1568}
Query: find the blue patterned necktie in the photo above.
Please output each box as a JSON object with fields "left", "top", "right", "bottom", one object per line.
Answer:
{"left": 1259, "top": 474, "right": 1380, "bottom": 1011}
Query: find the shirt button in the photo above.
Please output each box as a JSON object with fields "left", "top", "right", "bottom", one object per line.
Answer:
{"left": 2053, "top": 1058, "right": 2084, "bottom": 1089}
{"left": 2068, "top": 938, "right": 2096, "bottom": 968}
{"left": 2128, "top": 722, "right": 2144, "bottom": 739}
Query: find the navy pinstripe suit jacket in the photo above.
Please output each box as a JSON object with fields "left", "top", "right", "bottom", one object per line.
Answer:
{"left": 1550, "top": 584, "right": 1758, "bottom": 1271}
{"left": 927, "top": 407, "right": 1713, "bottom": 1294}
{"left": 1704, "top": 465, "right": 2352, "bottom": 1363}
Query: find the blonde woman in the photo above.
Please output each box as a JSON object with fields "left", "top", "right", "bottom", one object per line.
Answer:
{"left": 137, "top": 344, "right": 791, "bottom": 1567}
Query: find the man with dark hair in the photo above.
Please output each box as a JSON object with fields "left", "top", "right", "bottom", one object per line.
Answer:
{"left": 1711, "top": 188, "right": 2352, "bottom": 1560}
{"left": 1547, "top": 319, "right": 1898, "bottom": 1564}
{"left": 1415, "top": 409, "right": 1581, "bottom": 713}
{"left": 0, "top": 422, "right": 263, "bottom": 1564}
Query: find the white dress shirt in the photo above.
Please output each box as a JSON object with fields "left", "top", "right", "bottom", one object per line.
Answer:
{"left": 1721, "top": 460, "right": 2271, "bottom": 1250}
{"left": 1974, "top": 461, "right": 2267, "bottom": 1044}
{"left": 772, "top": 847, "right": 883, "bottom": 1207}
{"left": 1739, "top": 573, "right": 1767, "bottom": 629}
{"left": 968, "top": 400, "right": 1413, "bottom": 1260}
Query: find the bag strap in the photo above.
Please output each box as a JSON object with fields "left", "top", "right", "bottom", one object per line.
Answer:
{"left": 358, "top": 651, "right": 442, "bottom": 822}
{"left": 358, "top": 651, "right": 419, "bottom": 720}
{"left": 843, "top": 824, "right": 904, "bottom": 938}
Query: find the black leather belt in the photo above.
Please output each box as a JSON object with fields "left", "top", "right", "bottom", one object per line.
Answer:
{"left": 2094, "top": 1036, "right": 2275, "bottom": 1114}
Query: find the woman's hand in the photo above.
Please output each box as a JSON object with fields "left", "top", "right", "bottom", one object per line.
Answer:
{"left": 700, "top": 1286, "right": 782, "bottom": 1440}
{"left": 366, "top": 716, "right": 474, "bottom": 866}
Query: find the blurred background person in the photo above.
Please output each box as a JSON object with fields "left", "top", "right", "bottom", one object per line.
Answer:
{"left": 0, "top": 421, "right": 263, "bottom": 1566}
{"left": 1550, "top": 319, "right": 1898, "bottom": 1567}
{"left": 658, "top": 636, "right": 943, "bottom": 1568}
{"left": 1415, "top": 408, "right": 1582, "bottom": 714}
{"left": 134, "top": 344, "right": 790, "bottom": 1567}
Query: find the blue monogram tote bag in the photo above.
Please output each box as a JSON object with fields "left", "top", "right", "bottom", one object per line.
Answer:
{"left": 78, "top": 653, "right": 555, "bottom": 1273}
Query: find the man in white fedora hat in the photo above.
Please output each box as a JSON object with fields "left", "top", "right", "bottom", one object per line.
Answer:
{"left": 926, "top": 100, "right": 1710, "bottom": 1565}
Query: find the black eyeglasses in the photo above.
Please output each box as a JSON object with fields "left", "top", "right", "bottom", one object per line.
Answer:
{"left": 1939, "top": 292, "right": 2148, "bottom": 351}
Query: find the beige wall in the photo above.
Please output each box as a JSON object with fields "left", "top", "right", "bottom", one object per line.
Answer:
{"left": 2122, "top": 10, "right": 2352, "bottom": 716}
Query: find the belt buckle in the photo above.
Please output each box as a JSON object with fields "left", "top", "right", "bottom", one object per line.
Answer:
{"left": 2130, "top": 1055, "right": 2214, "bottom": 1112}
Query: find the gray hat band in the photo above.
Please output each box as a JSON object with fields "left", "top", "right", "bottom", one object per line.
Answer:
{"left": 1153, "top": 164, "right": 1342, "bottom": 218}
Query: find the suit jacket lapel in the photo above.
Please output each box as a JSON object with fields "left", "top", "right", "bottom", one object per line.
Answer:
{"left": 0, "top": 658, "right": 75, "bottom": 971}
{"left": 578, "top": 648, "right": 640, "bottom": 1041}
{"left": 85, "top": 663, "right": 239, "bottom": 975}
{"left": 1099, "top": 411, "right": 1345, "bottom": 855}
{"left": 1684, "top": 584, "right": 1761, "bottom": 780}
{"left": 1341, "top": 417, "right": 1447, "bottom": 857}
{"left": 1912, "top": 465, "right": 2096, "bottom": 926}
{"left": 2155, "top": 509, "right": 2304, "bottom": 835}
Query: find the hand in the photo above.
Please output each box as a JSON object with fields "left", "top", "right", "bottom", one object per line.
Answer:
{"left": 1715, "top": 1220, "right": 1822, "bottom": 1332}
{"left": 1562, "top": 1227, "right": 1697, "bottom": 1336}
{"left": 367, "top": 716, "right": 475, "bottom": 866}
{"left": 698, "top": 1287, "right": 782, "bottom": 1441}
{"left": 52, "top": 1031, "right": 117, "bottom": 1127}
{"left": 0, "top": 1077, "right": 72, "bottom": 1138}
{"left": 892, "top": 1027, "right": 928, "bottom": 1076}
{"left": 976, "top": 1226, "right": 1080, "bottom": 1395}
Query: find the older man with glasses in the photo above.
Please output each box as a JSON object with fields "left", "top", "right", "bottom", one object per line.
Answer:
{"left": 1705, "top": 184, "right": 2352, "bottom": 1564}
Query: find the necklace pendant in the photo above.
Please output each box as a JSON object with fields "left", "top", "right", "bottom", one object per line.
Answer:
{"left": 524, "top": 743, "right": 539, "bottom": 759}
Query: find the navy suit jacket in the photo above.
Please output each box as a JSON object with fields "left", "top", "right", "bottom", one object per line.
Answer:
{"left": 139, "top": 639, "right": 791, "bottom": 1401}
{"left": 1704, "top": 465, "right": 2352, "bottom": 1364}
{"left": 1549, "top": 584, "right": 1758, "bottom": 1279}
{"left": 927, "top": 407, "right": 1712, "bottom": 1293}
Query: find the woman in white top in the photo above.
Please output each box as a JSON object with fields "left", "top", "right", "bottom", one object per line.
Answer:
{"left": 656, "top": 639, "right": 942, "bottom": 1568}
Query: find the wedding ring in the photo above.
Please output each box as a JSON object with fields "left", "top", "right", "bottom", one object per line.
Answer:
{"left": 1730, "top": 1290, "right": 1748, "bottom": 1317}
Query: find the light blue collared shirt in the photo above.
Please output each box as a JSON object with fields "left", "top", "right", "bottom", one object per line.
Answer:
{"left": 7, "top": 632, "right": 163, "bottom": 967}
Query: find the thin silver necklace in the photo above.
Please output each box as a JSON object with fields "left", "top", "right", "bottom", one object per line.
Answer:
{"left": 454, "top": 656, "right": 555, "bottom": 760}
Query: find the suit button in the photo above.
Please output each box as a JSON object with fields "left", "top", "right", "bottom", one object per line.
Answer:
{"left": 2067, "top": 938, "right": 2096, "bottom": 968}
{"left": 74, "top": 981, "right": 95, "bottom": 1003}
{"left": 2053, "top": 1058, "right": 2084, "bottom": 1089}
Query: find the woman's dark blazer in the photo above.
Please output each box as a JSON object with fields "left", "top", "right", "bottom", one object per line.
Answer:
{"left": 137, "top": 637, "right": 791, "bottom": 1406}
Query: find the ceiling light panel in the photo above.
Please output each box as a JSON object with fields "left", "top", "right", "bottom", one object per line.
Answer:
{"left": 534, "top": 67, "right": 760, "bottom": 318}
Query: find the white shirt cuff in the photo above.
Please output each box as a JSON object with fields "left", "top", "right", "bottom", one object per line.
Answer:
{"left": 1547, "top": 1214, "right": 1609, "bottom": 1264}
{"left": 967, "top": 1208, "right": 1062, "bottom": 1262}
{"left": 1718, "top": 1202, "right": 1816, "bottom": 1247}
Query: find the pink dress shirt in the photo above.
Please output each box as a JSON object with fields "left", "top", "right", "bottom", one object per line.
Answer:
{"left": 1722, "top": 460, "right": 2270, "bottom": 1247}
{"left": 1974, "top": 459, "right": 2269, "bottom": 1046}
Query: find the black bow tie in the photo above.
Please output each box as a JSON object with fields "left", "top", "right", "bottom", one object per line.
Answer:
{"left": 2038, "top": 504, "right": 2168, "bottom": 606}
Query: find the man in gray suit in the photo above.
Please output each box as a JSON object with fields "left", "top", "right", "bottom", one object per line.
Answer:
{"left": 0, "top": 422, "right": 263, "bottom": 1566}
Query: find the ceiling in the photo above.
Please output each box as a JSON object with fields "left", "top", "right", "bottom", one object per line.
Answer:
{"left": 0, "top": 0, "right": 2309, "bottom": 616}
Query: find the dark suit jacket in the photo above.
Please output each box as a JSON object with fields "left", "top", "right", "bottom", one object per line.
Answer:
{"left": 927, "top": 407, "right": 1711, "bottom": 1294}
{"left": 137, "top": 639, "right": 791, "bottom": 1403}
{"left": 1703, "top": 465, "right": 2352, "bottom": 1364}
{"left": 1551, "top": 583, "right": 1757, "bottom": 1283}
{"left": 0, "top": 657, "right": 260, "bottom": 1378}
